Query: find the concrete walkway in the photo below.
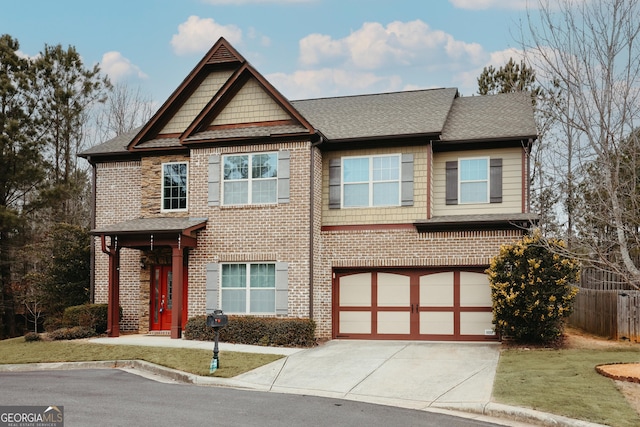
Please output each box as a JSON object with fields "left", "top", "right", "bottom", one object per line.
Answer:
{"left": 82, "top": 335, "right": 607, "bottom": 427}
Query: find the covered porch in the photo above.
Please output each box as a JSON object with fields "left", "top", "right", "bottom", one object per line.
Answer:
{"left": 91, "top": 217, "right": 207, "bottom": 339}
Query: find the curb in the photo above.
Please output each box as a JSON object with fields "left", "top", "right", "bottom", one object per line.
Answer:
{"left": 0, "top": 361, "right": 611, "bottom": 427}
{"left": 440, "top": 402, "right": 610, "bottom": 427}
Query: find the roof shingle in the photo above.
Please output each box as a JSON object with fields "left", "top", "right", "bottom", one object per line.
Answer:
{"left": 291, "top": 88, "right": 458, "bottom": 141}
{"left": 440, "top": 92, "right": 537, "bottom": 142}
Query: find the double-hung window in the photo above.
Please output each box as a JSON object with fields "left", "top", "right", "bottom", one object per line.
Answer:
{"left": 221, "top": 263, "right": 276, "bottom": 314}
{"left": 342, "top": 154, "right": 401, "bottom": 207}
{"left": 162, "top": 162, "right": 188, "bottom": 211}
{"left": 459, "top": 157, "right": 489, "bottom": 204}
{"left": 445, "top": 157, "right": 502, "bottom": 205}
{"left": 223, "top": 153, "right": 278, "bottom": 204}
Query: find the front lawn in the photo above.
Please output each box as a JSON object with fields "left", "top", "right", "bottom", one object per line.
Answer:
{"left": 494, "top": 331, "right": 640, "bottom": 427}
{"left": 0, "top": 338, "right": 282, "bottom": 378}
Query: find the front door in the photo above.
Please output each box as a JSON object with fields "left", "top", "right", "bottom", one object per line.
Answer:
{"left": 150, "top": 265, "right": 188, "bottom": 331}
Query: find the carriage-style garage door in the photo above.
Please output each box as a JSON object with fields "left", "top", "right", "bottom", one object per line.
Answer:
{"left": 333, "top": 269, "right": 497, "bottom": 341}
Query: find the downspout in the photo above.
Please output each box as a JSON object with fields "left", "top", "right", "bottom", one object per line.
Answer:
{"left": 89, "top": 156, "right": 96, "bottom": 303}
{"left": 308, "top": 133, "right": 324, "bottom": 320}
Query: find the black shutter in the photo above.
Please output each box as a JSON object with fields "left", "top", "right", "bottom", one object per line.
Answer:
{"left": 329, "top": 158, "right": 341, "bottom": 209}
{"left": 490, "top": 158, "right": 502, "bottom": 203}
{"left": 445, "top": 161, "right": 458, "bottom": 205}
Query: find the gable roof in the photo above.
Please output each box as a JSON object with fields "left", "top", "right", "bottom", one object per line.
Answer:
{"left": 125, "top": 38, "right": 314, "bottom": 152}
{"left": 440, "top": 92, "right": 537, "bottom": 142}
{"left": 79, "top": 38, "right": 537, "bottom": 160}
{"left": 291, "top": 88, "right": 458, "bottom": 142}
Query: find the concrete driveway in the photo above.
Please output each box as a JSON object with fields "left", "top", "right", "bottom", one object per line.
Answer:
{"left": 232, "top": 340, "right": 500, "bottom": 412}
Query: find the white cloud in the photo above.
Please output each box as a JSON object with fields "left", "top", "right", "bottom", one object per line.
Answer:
{"left": 171, "top": 16, "right": 242, "bottom": 55}
{"left": 100, "top": 51, "right": 148, "bottom": 81}
{"left": 16, "top": 50, "right": 40, "bottom": 61}
{"left": 247, "top": 27, "right": 271, "bottom": 47}
{"left": 298, "top": 20, "right": 486, "bottom": 71}
{"left": 267, "top": 68, "right": 403, "bottom": 100}
{"left": 449, "top": 0, "right": 531, "bottom": 10}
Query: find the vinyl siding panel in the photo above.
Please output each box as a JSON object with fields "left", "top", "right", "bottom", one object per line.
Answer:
{"left": 212, "top": 78, "right": 291, "bottom": 125}
{"left": 322, "top": 146, "right": 427, "bottom": 226}
{"left": 160, "top": 71, "right": 233, "bottom": 134}
{"left": 432, "top": 147, "right": 523, "bottom": 216}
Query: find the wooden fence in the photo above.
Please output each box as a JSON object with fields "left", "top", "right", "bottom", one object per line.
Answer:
{"left": 580, "top": 268, "right": 631, "bottom": 290}
{"left": 569, "top": 288, "right": 640, "bottom": 342}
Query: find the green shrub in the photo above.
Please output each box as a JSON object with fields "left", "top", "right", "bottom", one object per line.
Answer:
{"left": 184, "top": 315, "right": 316, "bottom": 347}
{"left": 48, "top": 326, "right": 96, "bottom": 340}
{"left": 62, "top": 304, "right": 116, "bottom": 334}
{"left": 43, "top": 316, "right": 64, "bottom": 332}
{"left": 24, "top": 332, "right": 41, "bottom": 342}
{"left": 487, "top": 230, "right": 580, "bottom": 344}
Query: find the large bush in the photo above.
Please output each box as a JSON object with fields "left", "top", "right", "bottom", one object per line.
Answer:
{"left": 487, "top": 231, "right": 580, "bottom": 344}
{"left": 184, "top": 315, "right": 316, "bottom": 347}
{"left": 62, "top": 303, "right": 114, "bottom": 334}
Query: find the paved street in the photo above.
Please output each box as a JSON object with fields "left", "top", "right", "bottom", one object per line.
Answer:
{"left": 1, "top": 369, "right": 505, "bottom": 427}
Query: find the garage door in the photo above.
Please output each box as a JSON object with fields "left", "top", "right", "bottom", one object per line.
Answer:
{"left": 333, "top": 269, "right": 496, "bottom": 341}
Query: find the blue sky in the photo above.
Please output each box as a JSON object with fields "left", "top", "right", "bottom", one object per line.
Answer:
{"left": 1, "top": 0, "right": 534, "bottom": 103}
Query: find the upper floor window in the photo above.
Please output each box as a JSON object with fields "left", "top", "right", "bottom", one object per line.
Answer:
{"left": 223, "top": 153, "right": 278, "bottom": 205}
{"left": 342, "top": 154, "right": 401, "bottom": 207}
{"left": 328, "top": 153, "right": 413, "bottom": 209}
{"left": 162, "top": 162, "right": 188, "bottom": 211}
{"left": 446, "top": 157, "right": 502, "bottom": 205}
{"left": 459, "top": 157, "right": 489, "bottom": 204}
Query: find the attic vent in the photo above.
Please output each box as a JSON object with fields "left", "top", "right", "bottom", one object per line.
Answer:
{"left": 207, "top": 45, "right": 240, "bottom": 64}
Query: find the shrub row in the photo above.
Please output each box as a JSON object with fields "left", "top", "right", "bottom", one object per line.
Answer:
{"left": 48, "top": 326, "right": 96, "bottom": 340}
{"left": 184, "top": 315, "right": 316, "bottom": 347}
{"left": 24, "top": 332, "right": 42, "bottom": 342}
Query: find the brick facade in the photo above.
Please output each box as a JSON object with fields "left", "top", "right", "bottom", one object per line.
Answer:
{"left": 86, "top": 38, "right": 536, "bottom": 341}
{"left": 313, "top": 228, "right": 525, "bottom": 338}
{"left": 94, "top": 161, "right": 142, "bottom": 331}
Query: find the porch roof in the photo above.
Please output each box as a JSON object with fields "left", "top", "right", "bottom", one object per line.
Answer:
{"left": 91, "top": 217, "right": 208, "bottom": 236}
{"left": 414, "top": 213, "right": 538, "bottom": 232}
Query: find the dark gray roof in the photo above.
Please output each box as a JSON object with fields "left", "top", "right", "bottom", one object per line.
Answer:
{"left": 440, "top": 92, "right": 537, "bottom": 142}
{"left": 80, "top": 89, "right": 537, "bottom": 158}
{"left": 185, "top": 124, "right": 309, "bottom": 141}
{"left": 414, "top": 213, "right": 538, "bottom": 231}
{"left": 91, "top": 217, "right": 207, "bottom": 235}
{"left": 135, "top": 137, "right": 182, "bottom": 149}
{"left": 80, "top": 126, "right": 142, "bottom": 157}
{"left": 291, "top": 88, "right": 457, "bottom": 141}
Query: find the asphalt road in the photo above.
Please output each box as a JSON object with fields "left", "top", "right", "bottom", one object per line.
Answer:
{"left": 0, "top": 369, "right": 505, "bottom": 427}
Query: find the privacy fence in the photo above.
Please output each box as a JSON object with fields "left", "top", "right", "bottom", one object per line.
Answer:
{"left": 569, "top": 268, "right": 640, "bottom": 342}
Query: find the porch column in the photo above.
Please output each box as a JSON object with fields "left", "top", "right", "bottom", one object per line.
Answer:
{"left": 107, "top": 247, "right": 121, "bottom": 337}
{"left": 171, "top": 245, "right": 184, "bottom": 339}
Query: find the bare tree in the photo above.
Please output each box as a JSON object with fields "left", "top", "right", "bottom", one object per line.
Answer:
{"left": 91, "top": 82, "right": 154, "bottom": 143}
{"left": 523, "top": 0, "right": 640, "bottom": 288}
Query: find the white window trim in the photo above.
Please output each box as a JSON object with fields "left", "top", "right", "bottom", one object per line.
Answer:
{"left": 222, "top": 152, "right": 278, "bottom": 206}
{"left": 458, "top": 156, "right": 490, "bottom": 205}
{"left": 220, "top": 263, "right": 276, "bottom": 315}
{"left": 161, "top": 161, "right": 189, "bottom": 212}
{"left": 341, "top": 154, "right": 401, "bottom": 208}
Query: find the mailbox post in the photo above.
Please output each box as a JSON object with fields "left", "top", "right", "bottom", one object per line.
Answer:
{"left": 206, "top": 309, "right": 228, "bottom": 373}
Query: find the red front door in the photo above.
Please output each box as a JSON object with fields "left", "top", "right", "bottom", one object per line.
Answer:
{"left": 150, "top": 265, "right": 188, "bottom": 331}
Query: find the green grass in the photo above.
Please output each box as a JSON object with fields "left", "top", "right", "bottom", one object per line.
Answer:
{"left": 494, "top": 347, "right": 640, "bottom": 427}
{"left": 0, "top": 338, "right": 282, "bottom": 378}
